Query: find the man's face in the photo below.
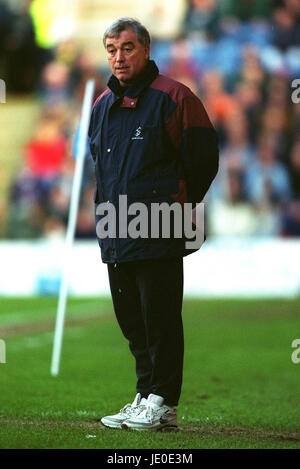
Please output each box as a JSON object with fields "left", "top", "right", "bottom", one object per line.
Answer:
{"left": 105, "top": 29, "right": 150, "bottom": 86}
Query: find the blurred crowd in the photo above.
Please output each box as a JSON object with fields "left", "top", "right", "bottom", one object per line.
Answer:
{"left": 1, "top": 0, "right": 300, "bottom": 239}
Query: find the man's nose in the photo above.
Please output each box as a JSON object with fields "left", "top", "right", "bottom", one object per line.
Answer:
{"left": 115, "top": 49, "right": 125, "bottom": 62}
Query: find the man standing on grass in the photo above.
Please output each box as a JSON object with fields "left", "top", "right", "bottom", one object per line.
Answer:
{"left": 88, "top": 17, "right": 218, "bottom": 431}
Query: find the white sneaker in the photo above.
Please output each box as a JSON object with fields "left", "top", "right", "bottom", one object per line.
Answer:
{"left": 101, "top": 393, "right": 147, "bottom": 429}
{"left": 122, "top": 393, "right": 178, "bottom": 431}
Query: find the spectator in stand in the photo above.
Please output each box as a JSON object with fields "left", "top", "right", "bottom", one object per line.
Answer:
{"left": 0, "top": 0, "right": 14, "bottom": 79}
{"left": 292, "top": 99, "right": 300, "bottom": 137}
{"left": 41, "top": 60, "right": 70, "bottom": 104}
{"left": 75, "top": 208, "right": 95, "bottom": 239}
{"left": 266, "top": 75, "right": 290, "bottom": 108}
{"left": 288, "top": 139, "right": 300, "bottom": 198}
{"left": 44, "top": 153, "right": 75, "bottom": 224}
{"left": 239, "top": 46, "right": 265, "bottom": 88}
{"left": 234, "top": 81, "right": 262, "bottom": 144}
{"left": 222, "top": 0, "right": 272, "bottom": 23}
{"left": 207, "top": 169, "right": 258, "bottom": 236}
{"left": 264, "top": 75, "right": 291, "bottom": 153}
{"left": 75, "top": 203, "right": 97, "bottom": 240}
{"left": 183, "top": 0, "right": 221, "bottom": 39}
{"left": 281, "top": 200, "right": 300, "bottom": 236}
{"left": 162, "top": 36, "right": 201, "bottom": 92}
{"left": 5, "top": 193, "right": 46, "bottom": 239}
{"left": 271, "top": 1, "right": 300, "bottom": 51}
{"left": 55, "top": 39, "right": 78, "bottom": 67}
{"left": 6, "top": 165, "right": 47, "bottom": 238}
{"left": 281, "top": 134, "right": 300, "bottom": 238}
{"left": 221, "top": 110, "right": 255, "bottom": 170}
{"left": 201, "top": 69, "right": 238, "bottom": 130}
{"left": 25, "top": 115, "right": 68, "bottom": 182}
{"left": 260, "top": 103, "right": 291, "bottom": 161}
{"left": 285, "top": 0, "right": 300, "bottom": 16}
{"left": 9, "top": 167, "right": 43, "bottom": 207}
{"left": 46, "top": 182, "right": 70, "bottom": 226}
{"left": 2, "top": 0, "right": 50, "bottom": 93}
{"left": 245, "top": 132, "right": 291, "bottom": 205}
{"left": 208, "top": 109, "right": 253, "bottom": 202}
{"left": 70, "top": 182, "right": 97, "bottom": 240}
{"left": 68, "top": 50, "right": 105, "bottom": 102}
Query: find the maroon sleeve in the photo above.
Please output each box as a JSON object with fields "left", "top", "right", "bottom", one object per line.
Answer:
{"left": 166, "top": 87, "right": 219, "bottom": 204}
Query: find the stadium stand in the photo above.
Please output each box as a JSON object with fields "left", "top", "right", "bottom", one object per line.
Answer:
{"left": 0, "top": 0, "right": 300, "bottom": 240}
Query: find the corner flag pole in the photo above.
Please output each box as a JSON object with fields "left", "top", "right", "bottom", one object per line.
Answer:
{"left": 51, "top": 78, "right": 95, "bottom": 376}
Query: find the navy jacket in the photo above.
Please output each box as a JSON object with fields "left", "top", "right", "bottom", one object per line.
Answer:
{"left": 88, "top": 60, "right": 219, "bottom": 263}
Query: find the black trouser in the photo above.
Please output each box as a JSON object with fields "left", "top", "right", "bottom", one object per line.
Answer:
{"left": 107, "top": 257, "right": 184, "bottom": 407}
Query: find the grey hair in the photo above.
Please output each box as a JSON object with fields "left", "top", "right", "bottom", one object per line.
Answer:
{"left": 103, "top": 17, "right": 151, "bottom": 49}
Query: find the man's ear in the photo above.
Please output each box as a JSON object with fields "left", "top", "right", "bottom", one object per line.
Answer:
{"left": 145, "top": 45, "right": 150, "bottom": 60}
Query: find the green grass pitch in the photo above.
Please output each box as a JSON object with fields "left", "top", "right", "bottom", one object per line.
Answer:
{"left": 0, "top": 296, "right": 300, "bottom": 449}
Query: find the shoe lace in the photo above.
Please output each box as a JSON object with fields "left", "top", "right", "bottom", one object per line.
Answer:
{"left": 119, "top": 403, "right": 132, "bottom": 415}
{"left": 145, "top": 406, "right": 154, "bottom": 423}
{"left": 139, "top": 405, "right": 174, "bottom": 424}
{"left": 134, "top": 405, "right": 155, "bottom": 423}
{"left": 120, "top": 402, "right": 146, "bottom": 417}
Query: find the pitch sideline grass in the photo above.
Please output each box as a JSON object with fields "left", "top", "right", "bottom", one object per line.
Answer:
{"left": 0, "top": 297, "right": 300, "bottom": 449}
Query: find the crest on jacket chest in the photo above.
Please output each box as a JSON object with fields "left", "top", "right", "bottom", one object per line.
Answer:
{"left": 131, "top": 126, "right": 144, "bottom": 140}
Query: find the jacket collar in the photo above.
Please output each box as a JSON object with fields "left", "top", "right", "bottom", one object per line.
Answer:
{"left": 107, "top": 60, "right": 159, "bottom": 99}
